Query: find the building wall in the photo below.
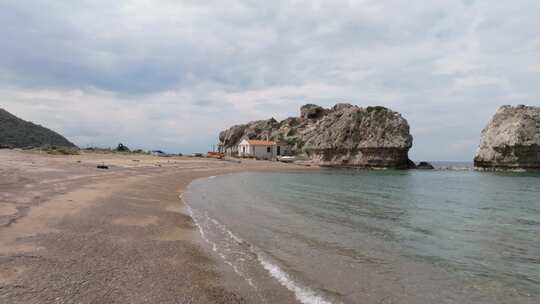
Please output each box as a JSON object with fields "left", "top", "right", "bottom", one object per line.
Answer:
{"left": 236, "top": 140, "right": 291, "bottom": 159}
{"left": 238, "top": 143, "right": 251, "bottom": 157}
{"left": 253, "top": 145, "right": 274, "bottom": 160}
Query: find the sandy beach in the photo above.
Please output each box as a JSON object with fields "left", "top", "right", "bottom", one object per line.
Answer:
{"left": 0, "top": 149, "right": 302, "bottom": 303}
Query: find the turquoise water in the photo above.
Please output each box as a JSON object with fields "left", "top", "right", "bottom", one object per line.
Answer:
{"left": 184, "top": 169, "right": 540, "bottom": 304}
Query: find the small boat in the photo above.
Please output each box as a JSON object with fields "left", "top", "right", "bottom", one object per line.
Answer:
{"left": 278, "top": 156, "right": 296, "bottom": 163}
{"left": 207, "top": 151, "right": 225, "bottom": 159}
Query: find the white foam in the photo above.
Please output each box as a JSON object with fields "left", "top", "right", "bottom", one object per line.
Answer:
{"left": 210, "top": 217, "right": 245, "bottom": 244}
{"left": 227, "top": 230, "right": 244, "bottom": 244}
{"left": 182, "top": 188, "right": 333, "bottom": 304}
{"left": 182, "top": 196, "right": 209, "bottom": 243}
{"left": 258, "top": 254, "right": 333, "bottom": 304}
{"left": 180, "top": 193, "right": 262, "bottom": 293}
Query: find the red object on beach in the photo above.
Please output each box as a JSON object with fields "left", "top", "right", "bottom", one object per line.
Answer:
{"left": 207, "top": 151, "right": 224, "bottom": 159}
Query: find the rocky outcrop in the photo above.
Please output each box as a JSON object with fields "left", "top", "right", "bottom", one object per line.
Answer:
{"left": 474, "top": 105, "right": 540, "bottom": 170}
{"left": 219, "top": 103, "right": 414, "bottom": 169}
{"left": 416, "top": 161, "right": 435, "bottom": 170}
{"left": 219, "top": 118, "right": 280, "bottom": 151}
{"left": 0, "top": 108, "right": 77, "bottom": 148}
{"left": 300, "top": 104, "right": 326, "bottom": 120}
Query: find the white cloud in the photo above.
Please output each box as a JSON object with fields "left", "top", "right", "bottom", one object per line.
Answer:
{"left": 1, "top": 0, "right": 540, "bottom": 159}
{"left": 453, "top": 75, "right": 509, "bottom": 89}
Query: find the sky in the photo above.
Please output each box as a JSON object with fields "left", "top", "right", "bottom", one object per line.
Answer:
{"left": 1, "top": 0, "right": 539, "bottom": 161}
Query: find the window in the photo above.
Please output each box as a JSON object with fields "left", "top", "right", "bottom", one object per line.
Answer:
{"left": 267, "top": 147, "right": 271, "bottom": 153}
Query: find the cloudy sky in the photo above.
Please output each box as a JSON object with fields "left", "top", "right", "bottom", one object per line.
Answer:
{"left": 1, "top": 0, "right": 539, "bottom": 160}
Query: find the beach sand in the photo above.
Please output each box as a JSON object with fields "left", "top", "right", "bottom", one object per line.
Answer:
{"left": 0, "top": 149, "right": 301, "bottom": 303}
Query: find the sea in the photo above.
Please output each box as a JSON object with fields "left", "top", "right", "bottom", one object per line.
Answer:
{"left": 183, "top": 163, "right": 540, "bottom": 304}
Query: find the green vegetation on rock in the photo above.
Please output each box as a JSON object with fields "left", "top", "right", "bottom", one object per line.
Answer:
{"left": 0, "top": 108, "right": 77, "bottom": 148}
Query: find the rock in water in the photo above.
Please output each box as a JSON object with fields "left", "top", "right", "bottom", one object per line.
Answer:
{"left": 0, "top": 108, "right": 77, "bottom": 148}
{"left": 474, "top": 105, "right": 540, "bottom": 170}
{"left": 416, "top": 161, "right": 435, "bottom": 170}
{"left": 219, "top": 104, "right": 413, "bottom": 169}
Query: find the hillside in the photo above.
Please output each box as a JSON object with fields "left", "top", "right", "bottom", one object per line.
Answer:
{"left": 0, "top": 108, "right": 77, "bottom": 148}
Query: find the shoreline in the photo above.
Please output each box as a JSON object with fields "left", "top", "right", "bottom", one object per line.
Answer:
{"left": 181, "top": 175, "right": 327, "bottom": 304}
{"left": 0, "top": 149, "right": 305, "bottom": 303}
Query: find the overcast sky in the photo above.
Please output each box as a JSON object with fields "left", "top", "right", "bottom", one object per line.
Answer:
{"left": 1, "top": 0, "right": 539, "bottom": 160}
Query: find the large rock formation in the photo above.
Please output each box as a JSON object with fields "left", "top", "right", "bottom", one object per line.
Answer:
{"left": 0, "top": 108, "right": 77, "bottom": 148}
{"left": 474, "top": 105, "right": 540, "bottom": 170}
{"left": 219, "top": 103, "right": 414, "bottom": 168}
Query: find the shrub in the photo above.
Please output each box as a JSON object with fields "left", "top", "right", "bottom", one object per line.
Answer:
{"left": 41, "top": 145, "right": 80, "bottom": 155}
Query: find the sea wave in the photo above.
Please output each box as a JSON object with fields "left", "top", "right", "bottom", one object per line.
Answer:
{"left": 181, "top": 193, "right": 261, "bottom": 292}
{"left": 257, "top": 253, "right": 334, "bottom": 304}
{"left": 181, "top": 188, "right": 335, "bottom": 304}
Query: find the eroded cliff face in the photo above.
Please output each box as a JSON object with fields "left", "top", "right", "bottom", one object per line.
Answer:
{"left": 219, "top": 103, "right": 414, "bottom": 168}
{"left": 474, "top": 105, "right": 540, "bottom": 170}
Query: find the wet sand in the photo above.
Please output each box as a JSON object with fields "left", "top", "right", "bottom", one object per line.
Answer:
{"left": 0, "top": 150, "right": 302, "bottom": 303}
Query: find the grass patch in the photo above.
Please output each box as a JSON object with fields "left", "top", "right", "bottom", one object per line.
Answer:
{"left": 40, "top": 145, "right": 80, "bottom": 155}
{"left": 82, "top": 147, "right": 150, "bottom": 155}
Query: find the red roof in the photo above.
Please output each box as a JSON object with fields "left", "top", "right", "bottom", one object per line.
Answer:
{"left": 245, "top": 139, "right": 275, "bottom": 146}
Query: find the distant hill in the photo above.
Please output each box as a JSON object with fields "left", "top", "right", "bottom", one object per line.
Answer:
{"left": 0, "top": 108, "right": 77, "bottom": 148}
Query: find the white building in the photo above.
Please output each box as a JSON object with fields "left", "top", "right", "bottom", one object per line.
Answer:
{"left": 237, "top": 139, "right": 290, "bottom": 160}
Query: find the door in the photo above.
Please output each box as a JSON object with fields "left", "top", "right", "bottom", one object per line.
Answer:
{"left": 277, "top": 146, "right": 281, "bottom": 156}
